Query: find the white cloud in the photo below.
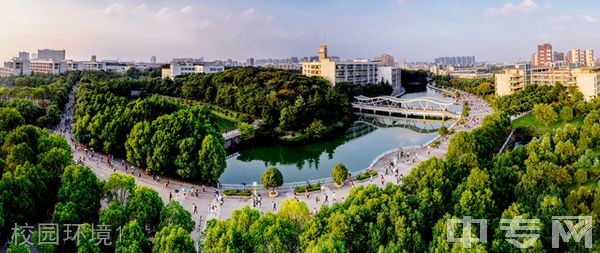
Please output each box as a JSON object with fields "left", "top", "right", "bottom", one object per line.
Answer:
{"left": 396, "top": 0, "right": 408, "bottom": 5}
{"left": 242, "top": 8, "right": 257, "bottom": 17}
{"left": 180, "top": 5, "right": 193, "bottom": 13}
{"left": 581, "top": 15, "right": 599, "bottom": 23}
{"left": 485, "top": 0, "right": 540, "bottom": 17}
{"left": 550, "top": 15, "right": 599, "bottom": 24}
{"left": 104, "top": 4, "right": 123, "bottom": 14}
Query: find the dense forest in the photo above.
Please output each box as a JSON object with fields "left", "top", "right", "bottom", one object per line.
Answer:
{"left": 176, "top": 67, "right": 352, "bottom": 138}
{"left": 0, "top": 73, "right": 77, "bottom": 127}
{"left": 0, "top": 73, "right": 197, "bottom": 252}
{"left": 72, "top": 73, "right": 226, "bottom": 182}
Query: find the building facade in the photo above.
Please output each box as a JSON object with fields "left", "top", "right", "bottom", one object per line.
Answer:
{"left": 37, "top": 49, "right": 66, "bottom": 61}
{"left": 532, "top": 43, "right": 553, "bottom": 67}
{"left": 161, "top": 62, "right": 225, "bottom": 79}
{"left": 301, "top": 45, "right": 401, "bottom": 88}
{"left": 434, "top": 56, "right": 475, "bottom": 66}
{"left": 374, "top": 54, "right": 395, "bottom": 66}
{"left": 567, "top": 49, "right": 595, "bottom": 67}
{"left": 496, "top": 65, "right": 599, "bottom": 100}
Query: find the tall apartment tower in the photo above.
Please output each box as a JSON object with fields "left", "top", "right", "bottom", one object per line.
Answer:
{"left": 318, "top": 44, "right": 328, "bottom": 61}
{"left": 374, "top": 54, "right": 395, "bottom": 66}
{"left": 568, "top": 49, "right": 595, "bottom": 67}
{"left": 151, "top": 56, "right": 157, "bottom": 64}
{"left": 532, "top": 43, "right": 553, "bottom": 67}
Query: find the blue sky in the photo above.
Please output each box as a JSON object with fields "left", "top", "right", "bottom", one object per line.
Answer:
{"left": 1, "top": 0, "right": 599, "bottom": 62}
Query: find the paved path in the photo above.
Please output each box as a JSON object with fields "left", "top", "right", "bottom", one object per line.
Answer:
{"left": 54, "top": 85, "right": 493, "bottom": 248}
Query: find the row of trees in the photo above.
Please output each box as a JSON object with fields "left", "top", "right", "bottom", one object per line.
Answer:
{"left": 494, "top": 83, "right": 576, "bottom": 115}
{"left": 73, "top": 75, "right": 227, "bottom": 182}
{"left": 0, "top": 72, "right": 77, "bottom": 127}
{"left": 436, "top": 75, "right": 495, "bottom": 96}
{"left": 334, "top": 82, "right": 393, "bottom": 102}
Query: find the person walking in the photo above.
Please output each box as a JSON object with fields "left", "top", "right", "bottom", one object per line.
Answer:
{"left": 272, "top": 201, "right": 277, "bottom": 212}
{"left": 193, "top": 203, "right": 198, "bottom": 215}
{"left": 169, "top": 192, "right": 172, "bottom": 202}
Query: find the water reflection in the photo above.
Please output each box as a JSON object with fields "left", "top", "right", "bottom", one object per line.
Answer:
{"left": 219, "top": 87, "right": 458, "bottom": 184}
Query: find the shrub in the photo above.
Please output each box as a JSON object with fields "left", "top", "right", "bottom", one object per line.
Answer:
{"left": 223, "top": 189, "right": 252, "bottom": 196}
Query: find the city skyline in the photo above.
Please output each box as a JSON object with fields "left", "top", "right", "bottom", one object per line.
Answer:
{"left": 2, "top": 0, "right": 600, "bottom": 62}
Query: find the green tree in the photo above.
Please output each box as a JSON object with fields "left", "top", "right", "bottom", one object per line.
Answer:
{"left": 261, "top": 167, "right": 284, "bottom": 194}
{"left": 125, "top": 121, "right": 153, "bottom": 169}
{"left": 99, "top": 201, "right": 129, "bottom": 240}
{"left": 438, "top": 125, "right": 450, "bottom": 136}
{"left": 115, "top": 220, "right": 148, "bottom": 253}
{"left": 126, "top": 186, "right": 164, "bottom": 236}
{"left": 159, "top": 201, "right": 195, "bottom": 233}
{"left": 304, "top": 234, "right": 347, "bottom": 253}
{"left": 104, "top": 173, "right": 136, "bottom": 205}
{"left": 198, "top": 134, "right": 226, "bottom": 182}
{"left": 152, "top": 225, "right": 196, "bottom": 253}
{"left": 331, "top": 163, "right": 348, "bottom": 185}
{"left": 533, "top": 103, "right": 557, "bottom": 127}
{"left": 305, "top": 120, "right": 326, "bottom": 139}
{"left": 53, "top": 165, "right": 102, "bottom": 224}
{"left": 0, "top": 108, "right": 25, "bottom": 132}
{"left": 560, "top": 106, "right": 573, "bottom": 123}
{"left": 75, "top": 224, "right": 101, "bottom": 253}
{"left": 237, "top": 122, "right": 255, "bottom": 141}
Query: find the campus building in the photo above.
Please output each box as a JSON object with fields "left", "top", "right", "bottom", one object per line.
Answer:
{"left": 301, "top": 45, "right": 401, "bottom": 89}
{"left": 496, "top": 65, "right": 600, "bottom": 100}
{"left": 567, "top": 48, "right": 595, "bottom": 67}
{"left": 161, "top": 60, "right": 225, "bottom": 79}
{"left": 434, "top": 56, "right": 475, "bottom": 67}
{"left": 532, "top": 43, "right": 553, "bottom": 67}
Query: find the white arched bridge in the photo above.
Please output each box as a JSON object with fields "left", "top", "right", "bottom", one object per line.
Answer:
{"left": 352, "top": 95, "right": 460, "bottom": 119}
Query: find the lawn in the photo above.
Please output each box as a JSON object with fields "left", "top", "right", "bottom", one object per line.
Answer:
{"left": 511, "top": 113, "right": 583, "bottom": 135}
{"left": 215, "top": 116, "right": 237, "bottom": 133}
{"left": 158, "top": 95, "right": 239, "bottom": 133}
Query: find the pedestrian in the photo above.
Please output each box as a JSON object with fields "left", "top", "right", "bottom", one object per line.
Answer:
{"left": 193, "top": 203, "right": 198, "bottom": 215}
{"left": 332, "top": 192, "right": 337, "bottom": 202}
{"left": 272, "top": 201, "right": 276, "bottom": 212}
{"left": 169, "top": 192, "right": 172, "bottom": 202}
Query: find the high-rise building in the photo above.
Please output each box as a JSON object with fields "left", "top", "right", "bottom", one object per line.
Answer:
{"left": 318, "top": 44, "right": 328, "bottom": 61}
{"left": 532, "top": 43, "right": 552, "bottom": 67}
{"left": 151, "top": 56, "right": 157, "bottom": 64}
{"left": 37, "top": 49, "right": 66, "bottom": 61}
{"left": 246, "top": 58, "right": 255, "bottom": 66}
{"left": 553, "top": 52, "right": 565, "bottom": 62}
{"left": 18, "top": 52, "right": 29, "bottom": 61}
{"left": 567, "top": 49, "right": 595, "bottom": 67}
{"left": 434, "top": 56, "right": 475, "bottom": 66}
{"left": 374, "top": 54, "right": 395, "bottom": 66}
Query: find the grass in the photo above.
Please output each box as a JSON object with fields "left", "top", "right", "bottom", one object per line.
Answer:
{"left": 356, "top": 171, "right": 378, "bottom": 181}
{"left": 215, "top": 117, "right": 237, "bottom": 133}
{"left": 223, "top": 189, "right": 253, "bottom": 196}
{"left": 294, "top": 183, "right": 322, "bottom": 194}
{"left": 511, "top": 113, "right": 584, "bottom": 135}
{"left": 158, "top": 95, "right": 241, "bottom": 133}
